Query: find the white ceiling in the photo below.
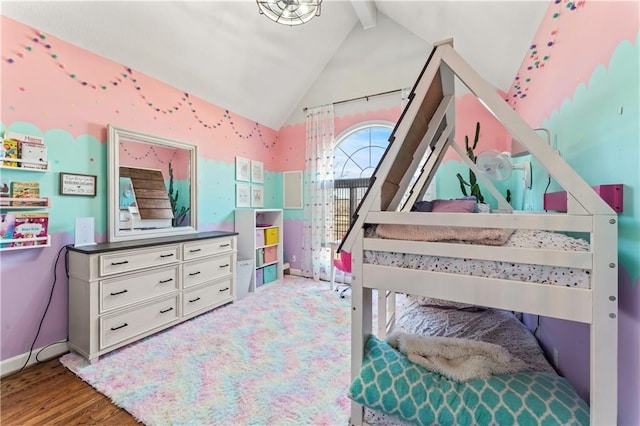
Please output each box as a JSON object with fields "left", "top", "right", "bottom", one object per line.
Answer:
{"left": 1, "top": 1, "right": 548, "bottom": 130}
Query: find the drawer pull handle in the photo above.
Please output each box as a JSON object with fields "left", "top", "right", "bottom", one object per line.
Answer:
{"left": 159, "top": 278, "right": 174, "bottom": 283}
{"left": 188, "top": 297, "right": 201, "bottom": 303}
{"left": 110, "top": 323, "right": 128, "bottom": 331}
{"left": 160, "top": 307, "right": 174, "bottom": 314}
{"left": 189, "top": 271, "right": 201, "bottom": 276}
{"left": 111, "top": 260, "right": 129, "bottom": 266}
{"left": 189, "top": 248, "right": 202, "bottom": 253}
{"left": 219, "top": 287, "right": 230, "bottom": 292}
{"left": 160, "top": 253, "right": 175, "bottom": 258}
{"left": 219, "top": 264, "right": 229, "bottom": 268}
{"left": 110, "top": 289, "right": 128, "bottom": 296}
{"left": 219, "top": 243, "right": 230, "bottom": 248}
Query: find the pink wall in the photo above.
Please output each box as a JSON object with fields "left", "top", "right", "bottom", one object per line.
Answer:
{"left": 507, "top": 2, "right": 639, "bottom": 423}
{"left": 1, "top": 17, "right": 279, "bottom": 168}
{"left": 0, "top": 16, "right": 281, "bottom": 362}
{"left": 506, "top": 0, "right": 639, "bottom": 126}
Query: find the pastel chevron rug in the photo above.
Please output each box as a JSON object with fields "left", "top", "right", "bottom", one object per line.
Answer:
{"left": 60, "top": 276, "right": 354, "bottom": 425}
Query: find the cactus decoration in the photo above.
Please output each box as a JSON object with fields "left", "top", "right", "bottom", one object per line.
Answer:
{"left": 456, "top": 121, "right": 485, "bottom": 204}
{"left": 168, "top": 161, "right": 190, "bottom": 227}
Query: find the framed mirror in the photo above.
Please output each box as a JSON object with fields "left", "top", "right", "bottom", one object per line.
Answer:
{"left": 107, "top": 124, "right": 198, "bottom": 242}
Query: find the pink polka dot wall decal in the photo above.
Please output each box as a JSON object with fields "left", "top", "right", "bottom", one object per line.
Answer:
{"left": 116, "top": 110, "right": 120, "bottom": 114}
{"left": 18, "top": 87, "right": 25, "bottom": 91}
{"left": 9, "top": 106, "right": 15, "bottom": 110}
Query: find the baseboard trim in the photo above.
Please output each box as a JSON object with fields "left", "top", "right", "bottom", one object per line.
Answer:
{"left": 1, "top": 341, "right": 69, "bottom": 377}
{"left": 289, "top": 268, "right": 303, "bottom": 276}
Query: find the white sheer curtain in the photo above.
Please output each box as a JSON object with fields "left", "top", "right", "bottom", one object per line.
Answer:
{"left": 301, "top": 105, "right": 335, "bottom": 281}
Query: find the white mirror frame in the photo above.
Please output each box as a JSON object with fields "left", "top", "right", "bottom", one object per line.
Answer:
{"left": 107, "top": 124, "right": 198, "bottom": 242}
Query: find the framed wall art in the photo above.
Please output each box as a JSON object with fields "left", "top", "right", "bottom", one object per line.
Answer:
{"left": 251, "top": 185, "right": 264, "bottom": 208}
{"left": 236, "top": 183, "right": 251, "bottom": 208}
{"left": 251, "top": 160, "right": 264, "bottom": 183}
{"left": 60, "top": 172, "right": 97, "bottom": 196}
{"left": 236, "top": 157, "right": 250, "bottom": 181}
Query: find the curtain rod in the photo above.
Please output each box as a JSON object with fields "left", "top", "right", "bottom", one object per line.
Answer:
{"left": 302, "top": 88, "right": 404, "bottom": 112}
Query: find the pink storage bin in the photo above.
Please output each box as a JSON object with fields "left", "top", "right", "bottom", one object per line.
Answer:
{"left": 264, "top": 246, "right": 277, "bottom": 264}
{"left": 256, "top": 229, "right": 265, "bottom": 246}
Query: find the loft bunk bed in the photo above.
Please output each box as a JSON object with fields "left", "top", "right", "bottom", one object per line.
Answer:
{"left": 340, "top": 39, "right": 618, "bottom": 425}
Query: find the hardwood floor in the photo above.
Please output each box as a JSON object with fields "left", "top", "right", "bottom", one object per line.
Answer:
{"left": 1, "top": 357, "right": 139, "bottom": 425}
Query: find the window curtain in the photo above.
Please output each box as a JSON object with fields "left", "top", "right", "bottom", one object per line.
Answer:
{"left": 301, "top": 105, "right": 335, "bottom": 281}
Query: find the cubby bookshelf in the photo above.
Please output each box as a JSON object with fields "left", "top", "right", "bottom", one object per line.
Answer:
{"left": 235, "top": 209, "right": 283, "bottom": 293}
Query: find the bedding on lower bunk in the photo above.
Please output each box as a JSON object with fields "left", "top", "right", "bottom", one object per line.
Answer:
{"left": 364, "top": 227, "right": 591, "bottom": 288}
{"left": 350, "top": 300, "right": 589, "bottom": 425}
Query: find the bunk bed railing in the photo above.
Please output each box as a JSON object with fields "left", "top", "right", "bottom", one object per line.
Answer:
{"left": 362, "top": 265, "right": 593, "bottom": 323}
{"left": 365, "top": 210, "right": 594, "bottom": 232}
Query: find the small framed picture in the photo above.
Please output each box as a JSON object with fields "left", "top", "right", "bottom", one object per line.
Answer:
{"left": 236, "top": 157, "right": 250, "bottom": 181}
{"left": 60, "top": 172, "right": 97, "bottom": 197}
{"left": 236, "top": 183, "right": 251, "bottom": 208}
{"left": 251, "top": 160, "right": 264, "bottom": 183}
{"left": 251, "top": 185, "right": 264, "bottom": 208}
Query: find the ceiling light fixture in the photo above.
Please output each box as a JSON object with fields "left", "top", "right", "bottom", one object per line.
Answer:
{"left": 257, "top": 0, "right": 322, "bottom": 26}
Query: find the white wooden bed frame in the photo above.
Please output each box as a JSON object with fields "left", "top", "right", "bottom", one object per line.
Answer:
{"left": 340, "top": 39, "right": 618, "bottom": 426}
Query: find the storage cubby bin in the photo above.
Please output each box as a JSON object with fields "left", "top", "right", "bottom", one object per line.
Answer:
{"left": 263, "top": 264, "right": 277, "bottom": 284}
{"left": 264, "top": 246, "right": 277, "bottom": 264}
{"left": 264, "top": 228, "right": 279, "bottom": 245}
{"left": 255, "top": 229, "right": 265, "bottom": 246}
{"left": 256, "top": 268, "right": 264, "bottom": 288}
{"left": 256, "top": 248, "right": 264, "bottom": 266}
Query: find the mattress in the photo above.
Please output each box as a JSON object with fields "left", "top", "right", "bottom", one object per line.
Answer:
{"left": 364, "top": 228, "right": 591, "bottom": 288}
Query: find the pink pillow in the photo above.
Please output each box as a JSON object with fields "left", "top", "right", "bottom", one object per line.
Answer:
{"left": 431, "top": 199, "right": 477, "bottom": 213}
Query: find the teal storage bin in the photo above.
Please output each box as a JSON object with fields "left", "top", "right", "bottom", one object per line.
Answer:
{"left": 263, "top": 264, "right": 277, "bottom": 284}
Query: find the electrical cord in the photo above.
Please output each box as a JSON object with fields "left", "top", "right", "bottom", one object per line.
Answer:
{"left": 6, "top": 244, "right": 72, "bottom": 377}
{"left": 533, "top": 315, "right": 541, "bottom": 337}
{"left": 543, "top": 176, "right": 551, "bottom": 212}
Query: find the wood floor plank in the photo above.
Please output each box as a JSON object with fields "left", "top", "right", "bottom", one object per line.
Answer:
{"left": 1, "top": 358, "right": 139, "bottom": 425}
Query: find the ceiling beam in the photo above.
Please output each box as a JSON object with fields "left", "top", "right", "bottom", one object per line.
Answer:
{"left": 350, "top": 0, "right": 377, "bottom": 30}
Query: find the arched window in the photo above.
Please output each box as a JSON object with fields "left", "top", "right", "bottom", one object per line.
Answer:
{"left": 333, "top": 123, "right": 392, "bottom": 239}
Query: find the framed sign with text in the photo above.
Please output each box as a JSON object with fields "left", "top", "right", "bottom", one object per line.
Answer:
{"left": 60, "top": 172, "right": 97, "bottom": 196}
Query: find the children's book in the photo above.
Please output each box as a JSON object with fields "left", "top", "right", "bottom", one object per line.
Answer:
{"left": 3, "top": 131, "right": 44, "bottom": 145}
{"left": 10, "top": 181, "right": 41, "bottom": 206}
{"left": 2, "top": 139, "right": 19, "bottom": 167}
{"left": 0, "top": 179, "right": 10, "bottom": 207}
{"left": 1, "top": 213, "right": 16, "bottom": 248}
{"left": 11, "top": 212, "right": 48, "bottom": 247}
{"left": 19, "top": 142, "right": 48, "bottom": 170}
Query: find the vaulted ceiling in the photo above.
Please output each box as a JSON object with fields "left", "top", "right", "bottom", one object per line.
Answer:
{"left": 1, "top": 1, "right": 548, "bottom": 130}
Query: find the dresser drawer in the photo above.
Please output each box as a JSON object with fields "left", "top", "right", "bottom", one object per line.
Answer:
{"left": 100, "top": 295, "right": 179, "bottom": 350}
{"left": 183, "top": 254, "right": 233, "bottom": 289}
{"left": 100, "top": 265, "right": 179, "bottom": 313}
{"left": 183, "top": 237, "right": 235, "bottom": 261}
{"left": 183, "top": 278, "right": 232, "bottom": 316}
{"left": 100, "top": 245, "right": 180, "bottom": 277}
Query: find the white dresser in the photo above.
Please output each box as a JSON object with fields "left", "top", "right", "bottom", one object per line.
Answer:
{"left": 67, "top": 231, "right": 237, "bottom": 362}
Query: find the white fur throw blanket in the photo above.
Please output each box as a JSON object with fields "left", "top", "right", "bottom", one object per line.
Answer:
{"left": 375, "top": 224, "right": 515, "bottom": 246}
{"left": 386, "top": 331, "right": 528, "bottom": 382}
